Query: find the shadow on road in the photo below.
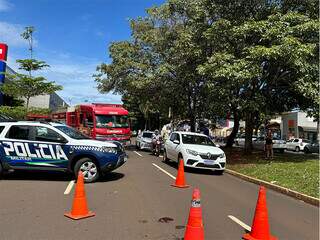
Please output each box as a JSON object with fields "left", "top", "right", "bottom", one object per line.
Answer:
{"left": 99, "top": 172, "right": 125, "bottom": 182}
{"left": 161, "top": 160, "right": 222, "bottom": 176}
{"left": 1, "top": 170, "right": 72, "bottom": 182}
{"left": 1, "top": 170, "right": 125, "bottom": 183}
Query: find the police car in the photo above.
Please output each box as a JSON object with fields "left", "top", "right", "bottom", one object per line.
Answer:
{"left": 0, "top": 121, "right": 127, "bottom": 183}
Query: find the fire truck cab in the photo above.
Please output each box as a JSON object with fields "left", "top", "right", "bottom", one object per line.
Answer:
{"left": 52, "top": 103, "right": 131, "bottom": 144}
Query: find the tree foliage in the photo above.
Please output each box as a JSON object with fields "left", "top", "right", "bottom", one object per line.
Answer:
{"left": 95, "top": 0, "right": 319, "bottom": 152}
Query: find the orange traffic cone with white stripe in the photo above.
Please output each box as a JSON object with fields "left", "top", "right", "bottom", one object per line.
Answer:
{"left": 184, "top": 188, "right": 205, "bottom": 240}
{"left": 64, "top": 171, "right": 95, "bottom": 220}
{"left": 171, "top": 159, "right": 189, "bottom": 188}
{"left": 243, "top": 186, "right": 277, "bottom": 240}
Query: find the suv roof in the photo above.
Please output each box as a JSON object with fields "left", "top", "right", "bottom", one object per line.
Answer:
{"left": 174, "top": 131, "right": 208, "bottom": 137}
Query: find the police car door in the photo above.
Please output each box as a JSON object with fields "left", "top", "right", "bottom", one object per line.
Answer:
{"left": 30, "top": 125, "right": 69, "bottom": 169}
{"left": 1, "top": 125, "right": 34, "bottom": 168}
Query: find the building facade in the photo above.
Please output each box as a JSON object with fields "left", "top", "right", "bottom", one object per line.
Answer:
{"left": 281, "top": 111, "right": 318, "bottom": 141}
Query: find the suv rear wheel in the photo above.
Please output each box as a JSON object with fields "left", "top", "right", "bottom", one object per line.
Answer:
{"left": 295, "top": 146, "right": 300, "bottom": 152}
{"left": 74, "top": 158, "right": 100, "bottom": 183}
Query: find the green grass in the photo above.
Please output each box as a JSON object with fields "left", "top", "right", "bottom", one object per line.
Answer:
{"left": 224, "top": 148, "right": 319, "bottom": 198}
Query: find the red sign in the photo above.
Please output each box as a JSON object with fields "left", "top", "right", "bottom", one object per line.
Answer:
{"left": 0, "top": 43, "right": 8, "bottom": 61}
{"left": 288, "top": 120, "right": 295, "bottom": 127}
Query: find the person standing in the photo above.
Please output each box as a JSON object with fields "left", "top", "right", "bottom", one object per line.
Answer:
{"left": 265, "top": 131, "right": 273, "bottom": 159}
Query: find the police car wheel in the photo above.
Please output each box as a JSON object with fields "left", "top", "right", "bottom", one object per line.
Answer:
{"left": 74, "top": 158, "right": 100, "bottom": 183}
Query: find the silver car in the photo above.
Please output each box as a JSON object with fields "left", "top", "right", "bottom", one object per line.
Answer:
{"left": 253, "top": 136, "right": 286, "bottom": 153}
{"left": 136, "top": 131, "right": 154, "bottom": 151}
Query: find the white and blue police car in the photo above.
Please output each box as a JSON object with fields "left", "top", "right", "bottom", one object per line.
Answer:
{"left": 0, "top": 121, "right": 127, "bottom": 183}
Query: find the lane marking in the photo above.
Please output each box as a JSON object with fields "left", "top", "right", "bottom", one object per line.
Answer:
{"left": 134, "top": 151, "right": 143, "bottom": 157}
{"left": 64, "top": 180, "right": 75, "bottom": 195}
{"left": 152, "top": 163, "right": 176, "bottom": 180}
{"left": 228, "top": 215, "right": 251, "bottom": 231}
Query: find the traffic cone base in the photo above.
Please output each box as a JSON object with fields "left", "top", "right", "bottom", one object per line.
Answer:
{"left": 64, "top": 211, "right": 95, "bottom": 220}
{"left": 243, "top": 233, "right": 277, "bottom": 240}
{"left": 171, "top": 183, "right": 190, "bottom": 188}
{"left": 185, "top": 225, "right": 205, "bottom": 240}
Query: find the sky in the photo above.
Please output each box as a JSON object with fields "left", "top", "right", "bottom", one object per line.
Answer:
{"left": 0, "top": 0, "right": 164, "bottom": 105}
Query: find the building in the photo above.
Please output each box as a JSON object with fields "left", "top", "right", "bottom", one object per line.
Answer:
{"left": 281, "top": 111, "right": 318, "bottom": 141}
{"left": 3, "top": 65, "right": 68, "bottom": 111}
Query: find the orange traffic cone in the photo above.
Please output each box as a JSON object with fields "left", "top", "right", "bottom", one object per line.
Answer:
{"left": 184, "top": 188, "right": 205, "bottom": 240}
{"left": 243, "top": 186, "right": 277, "bottom": 240}
{"left": 64, "top": 171, "right": 95, "bottom": 220}
{"left": 171, "top": 159, "right": 189, "bottom": 188}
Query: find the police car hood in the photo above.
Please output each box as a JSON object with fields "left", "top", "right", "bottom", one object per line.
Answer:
{"left": 72, "top": 139, "right": 117, "bottom": 148}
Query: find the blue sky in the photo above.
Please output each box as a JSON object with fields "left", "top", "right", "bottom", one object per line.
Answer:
{"left": 0, "top": 0, "right": 164, "bottom": 105}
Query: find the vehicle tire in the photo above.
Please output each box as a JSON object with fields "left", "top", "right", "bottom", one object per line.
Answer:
{"left": 163, "top": 149, "right": 169, "bottom": 163}
{"left": 74, "top": 158, "right": 100, "bottom": 183}
{"left": 295, "top": 146, "right": 300, "bottom": 152}
{"left": 279, "top": 149, "right": 285, "bottom": 154}
{"left": 304, "top": 148, "right": 310, "bottom": 154}
{"left": 215, "top": 170, "right": 224, "bottom": 175}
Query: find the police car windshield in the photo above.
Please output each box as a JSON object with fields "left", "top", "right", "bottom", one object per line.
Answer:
{"left": 55, "top": 125, "right": 90, "bottom": 139}
{"left": 182, "top": 134, "right": 214, "bottom": 146}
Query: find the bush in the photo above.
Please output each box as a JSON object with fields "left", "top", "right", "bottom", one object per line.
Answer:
{"left": 0, "top": 106, "right": 51, "bottom": 120}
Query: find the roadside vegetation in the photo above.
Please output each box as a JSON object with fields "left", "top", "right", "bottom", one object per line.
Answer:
{"left": 225, "top": 148, "right": 319, "bottom": 198}
{"left": 95, "top": 0, "right": 319, "bottom": 153}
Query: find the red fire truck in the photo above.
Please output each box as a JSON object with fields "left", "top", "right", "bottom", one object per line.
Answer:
{"left": 51, "top": 103, "right": 131, "bottom": 144}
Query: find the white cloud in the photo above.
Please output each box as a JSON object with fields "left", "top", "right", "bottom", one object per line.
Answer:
{"left": 0, "top": 0, "right": 12, "bottom": 12}
{"left": 0, "top": 22, "right": 27, "bottom": 47}
{"left": 37, "top": 56, "right": 122, "bottom": 105}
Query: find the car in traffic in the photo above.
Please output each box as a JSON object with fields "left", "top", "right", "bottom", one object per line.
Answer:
{"left": 234, "top": 134, "right": 257, "bottom": 147}
{"left": 163, "top": 131, "right": 226, "bottom": 174}
{"left": 286, "top": 138, "right": 311, "bottom": 152}
{"left": 252, "top": 136, "right": 286, "bottom": 153}
{"left": 303, "top": 142, "right": 319, "bottom": 154}
{"left": 136, "top": 131, "right": 154, "bottom": 151}
{"left": 0, "top": 121, "right": 127, "bottom": 183}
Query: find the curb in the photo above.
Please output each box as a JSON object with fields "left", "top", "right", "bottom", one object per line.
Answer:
{"left": 225, "top": 169, "right": 319, "bottom": 207}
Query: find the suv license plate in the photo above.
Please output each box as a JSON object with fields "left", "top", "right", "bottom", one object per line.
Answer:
{"left": 204, "top": 160, "right": 214, "bottom": 165}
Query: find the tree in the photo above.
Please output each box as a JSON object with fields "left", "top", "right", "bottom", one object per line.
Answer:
{"left": 1, "top": 74, "right": 62, "bottom": 111}
{"left": 95, "top": 0, "right": 319, "bottom": 154}
{"left": 1, "top": 26, "right": 62, "bottom": 112}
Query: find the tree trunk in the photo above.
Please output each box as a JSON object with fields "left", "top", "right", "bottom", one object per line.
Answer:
{"left": 244, "top": 112, "right": 254, "bottom": 154}
{"left": 226, "top": 110, "right": 240, "bottom": 148}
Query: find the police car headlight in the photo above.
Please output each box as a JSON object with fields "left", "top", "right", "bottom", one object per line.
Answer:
{"left": 219, "top": 153, "right": 225, "bottom": 158}
{"left": 186, "top": 149, "right": 199, "bottom": 156}
{"left": 101, "top": 146, "right": 117, "bottom": 154}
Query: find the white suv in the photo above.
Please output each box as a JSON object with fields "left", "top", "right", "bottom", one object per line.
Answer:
{"left": 163, "top": 131, "right": 226, "bottom": 174}
{"left": 286, "top": 138, "right": 311, "bottom": 152}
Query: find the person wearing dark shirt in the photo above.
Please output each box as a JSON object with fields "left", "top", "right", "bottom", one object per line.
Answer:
{"left": 265, "top": 131, "right": 273, "bottom": 159}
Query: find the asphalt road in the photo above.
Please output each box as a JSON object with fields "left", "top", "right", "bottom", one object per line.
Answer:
{"left": 0, "top": 150, "right": 318, "bottom": 240}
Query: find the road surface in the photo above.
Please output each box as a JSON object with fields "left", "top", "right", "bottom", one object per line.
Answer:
{"left": 0, "top": 150, "right": 318, "bottom": 240}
